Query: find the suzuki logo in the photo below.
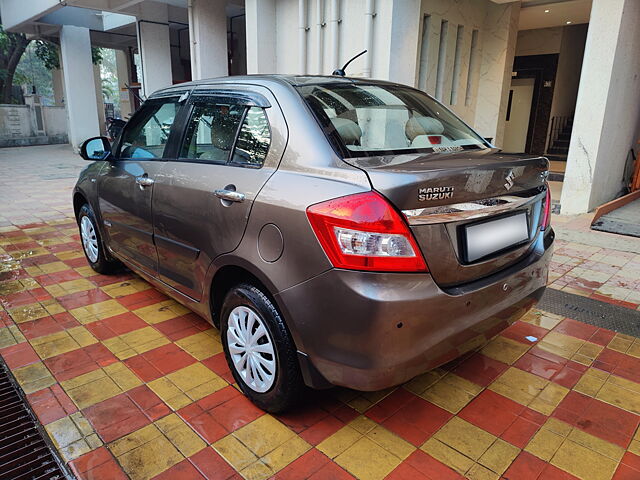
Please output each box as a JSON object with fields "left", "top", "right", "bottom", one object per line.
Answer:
{"left": 504, "top": 170, "right": 515, "bottom": 190}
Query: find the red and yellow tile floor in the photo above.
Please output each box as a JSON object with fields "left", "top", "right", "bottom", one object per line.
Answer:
{"left": 2, "top": 146, "right": 640, "bottom": 480}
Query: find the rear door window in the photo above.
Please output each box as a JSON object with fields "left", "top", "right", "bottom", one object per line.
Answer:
{"left": 179, "top": 98, "right": 271, "bottom": 168}
{"left": 180, "top": 102, "right": 245, "bottom": 163}
{"left": 230, "top": 107, "right": 271, "bottom": 167}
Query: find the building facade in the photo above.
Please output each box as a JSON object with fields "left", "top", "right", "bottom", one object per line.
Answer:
{"left": 1, "top": 0, "right": 638, "bottom": 215}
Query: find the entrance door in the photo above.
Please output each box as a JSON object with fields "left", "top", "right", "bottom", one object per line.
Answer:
{"left": 97, "top": 95, "right": 182, "bottom": 276}
{"left": 502, "top": 78, "right": 535, "bottom": 153}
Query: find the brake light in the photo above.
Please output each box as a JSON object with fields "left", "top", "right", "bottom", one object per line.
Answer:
{"left": 306, "top": 191, "right": 428, "bottom": 272}
{"left": 541, "top": 187, "right": 551, "bottom": 230}
{"left": 428, "top": 135, "right": 441, "bottom": 145}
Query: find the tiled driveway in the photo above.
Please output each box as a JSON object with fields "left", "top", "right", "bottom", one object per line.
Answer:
{"left": 2, "top": 145, "right": 640, "bottom": 480}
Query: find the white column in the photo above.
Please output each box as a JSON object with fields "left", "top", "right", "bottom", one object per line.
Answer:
{"left": 137, "top": 18, "right": 172, "bottom": 97}
{"left": 245, "top": 0, "right": 276, "bottom": 74}
{"left": 473, "top": 2, "right": 520, "bottom": 147}
{"left": 188, "top": 0, "right": 228, "bottom": 80}
{"left": 59, "top": 25, "right": 100, "bottom": 149}
{"left": 561, "top": 0, "right": 640, "bottom": 214}
{"left": 386, "top": 0, "right": 421, "bottom": 86}
{"left": 115, "top": 49, "right": 133, "bottom": 118}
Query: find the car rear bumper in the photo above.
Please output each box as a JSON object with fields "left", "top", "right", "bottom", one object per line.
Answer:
{"left": 277, "top": 229, "right": 554, "bottom": 391}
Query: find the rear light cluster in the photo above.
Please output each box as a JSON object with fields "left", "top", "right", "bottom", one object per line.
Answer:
{"left": 306, "top": 191, "right": 428, "bottom": 272}
{"left": 541, "top": 186, "right": 551, "bottom": 230}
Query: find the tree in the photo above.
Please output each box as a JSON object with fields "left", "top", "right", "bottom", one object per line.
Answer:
{"left": 0, "top": 25, "right": 31, "bottom": 104}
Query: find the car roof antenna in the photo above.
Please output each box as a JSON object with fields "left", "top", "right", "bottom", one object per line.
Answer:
{"left": 332, "top": 50, "right": 368, "bottom": 77}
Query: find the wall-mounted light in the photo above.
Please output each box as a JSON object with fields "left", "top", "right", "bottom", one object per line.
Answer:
{"left": 544, "top": 9, "right": 550, "bottom": 13}
{"left": 566, "top": 21, "right": 572, "bottom": 24}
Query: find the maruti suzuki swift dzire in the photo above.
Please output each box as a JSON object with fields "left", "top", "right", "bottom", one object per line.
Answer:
{"left": 74, "top": 75, "right": 553, "bottom": 412}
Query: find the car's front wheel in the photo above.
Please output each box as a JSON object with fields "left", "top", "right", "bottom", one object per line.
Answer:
{"left": 78, "top": 203, "right": 122, "bottom": 274}
{"left": 220, "top": 283, "right": 303, "bottom": 413}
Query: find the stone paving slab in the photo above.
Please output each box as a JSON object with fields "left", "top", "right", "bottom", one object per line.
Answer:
{"left": 1, "top": 145, "right": 640, "bottom": 480}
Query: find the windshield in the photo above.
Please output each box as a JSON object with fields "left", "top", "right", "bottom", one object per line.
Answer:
{"left": 298, "top": 83, "right": 489, "bottom": 157}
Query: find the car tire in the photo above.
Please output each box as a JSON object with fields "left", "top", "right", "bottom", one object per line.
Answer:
{"left": 78, "top": 203, "right": 121, "bottom": 275}
{"left": 220, "top": 283, "right": 304, "bottom": 413}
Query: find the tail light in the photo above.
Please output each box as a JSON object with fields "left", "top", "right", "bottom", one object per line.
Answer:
{"left": 541, "top": 186, "right": 551, "bottom": 230}
{"left": 306, "top": 191, "right": 428, "bottom": 272}
{"left": 428, "top": 135, "right": 442, "bottom": 145}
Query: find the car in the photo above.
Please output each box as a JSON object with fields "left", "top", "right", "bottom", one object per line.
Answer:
{"left": 73, "top": 75, "right": 554, "bottom": 412}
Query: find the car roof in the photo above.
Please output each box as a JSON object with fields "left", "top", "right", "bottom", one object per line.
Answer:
{"left": 150, "top": 74, "right": 401, "bottom": 98}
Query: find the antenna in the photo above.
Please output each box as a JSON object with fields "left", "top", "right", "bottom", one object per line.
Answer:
{"left": 332, "top": 50, "right": 368, "bottom": 77}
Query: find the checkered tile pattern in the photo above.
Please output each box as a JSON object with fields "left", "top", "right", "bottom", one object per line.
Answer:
{"left": 2, "top": 145, "right": 640, "bottom": 480}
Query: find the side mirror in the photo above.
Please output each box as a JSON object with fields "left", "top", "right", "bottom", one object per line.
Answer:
{"left": 80, "top": 136, "right": 112, "bottom": 161}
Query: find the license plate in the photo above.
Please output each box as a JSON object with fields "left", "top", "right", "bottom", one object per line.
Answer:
{"left": 463, "top": 212, "right": 529, "bottom": 262}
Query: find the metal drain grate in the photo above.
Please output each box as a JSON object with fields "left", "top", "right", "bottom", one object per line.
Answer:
{"left": 0, "top": 360, "right": 72, "bottom": 480}
{"left": 538, "top": 287, "right": 640, "bottom": 337}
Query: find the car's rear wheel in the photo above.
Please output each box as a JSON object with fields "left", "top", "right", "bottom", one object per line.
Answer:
{"left": 220, "top": 283, "right": 303, "bottom": 413}
{"left": 78, "top": 203, "right": 122, "bottom": 274}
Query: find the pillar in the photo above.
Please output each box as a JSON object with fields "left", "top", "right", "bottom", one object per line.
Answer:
{"left": 136, "top": 6, "right": 172, "bottom": 97}
{"left": 52, "top": 67, "right": 64, "bottom": 106}
{"left": 188, "top": 0, "right": 228, "bottom": 80}
{"left": 473, "top": 2, "right": 520, "bottom": 147}
{"left": 115, "top": 49, "right": 133, "bottom": 118}
{"left": 245, "top": 0, "right": 276, "bottom": 74}
{"left": 561, "top": 0, "right": 640, "bottom": 214}
{"left": 59, "top": 25, "right": 100, "bottom": 149}
{"left": 94, "top": 64, "right": 107, "bottom": 135}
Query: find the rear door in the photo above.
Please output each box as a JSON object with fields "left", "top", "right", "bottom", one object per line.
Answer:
{"left": 152, "top": 86, "right": 285, "bottom": 299}
{"left": 97, "top": 94, "right": 183, "bottom": 275}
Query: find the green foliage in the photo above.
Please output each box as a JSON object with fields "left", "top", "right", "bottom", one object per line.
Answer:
{"left": 34, "top": 40, "right": 59, "bottom": 70}
{"left": 92, "top": 47, "right": 103, "bottom": 65}
{"left": 31, "top": 41, "right": 104, "bottom": 73}
{"left": 16, "top": 43, "right": 54, "bottom": 102}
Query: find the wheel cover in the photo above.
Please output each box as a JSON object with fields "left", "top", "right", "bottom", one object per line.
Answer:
{"left": 227, "top": 305, "right": 276, "bottom": 393}
{"left": 80, "top": 216, "right": 99, "bottom": 263}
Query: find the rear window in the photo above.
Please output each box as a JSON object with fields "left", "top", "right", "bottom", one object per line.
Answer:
{"left": 297, "top": 83, "right": 489, "bottom": 157}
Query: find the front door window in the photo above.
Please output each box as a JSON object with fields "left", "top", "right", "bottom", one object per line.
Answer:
{"left": 119, "top": 99, "right": 179, "bottom": 159}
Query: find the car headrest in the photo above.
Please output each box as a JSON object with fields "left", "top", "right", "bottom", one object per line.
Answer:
{"left": 330, "top": 118, "right": 362, "bottom": 145}
{"left": 405, "top": 116, "right": 445, "bottom": 141}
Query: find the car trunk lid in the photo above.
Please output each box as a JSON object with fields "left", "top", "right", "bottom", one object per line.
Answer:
{"left": 342, "top": 149, "right": 549, "bottom": 287}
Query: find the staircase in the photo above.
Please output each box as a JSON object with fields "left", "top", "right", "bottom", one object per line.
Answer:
{"left": 547, "top": 116, "right": 573, "bottom": 155}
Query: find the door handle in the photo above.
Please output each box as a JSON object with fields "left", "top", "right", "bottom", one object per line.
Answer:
{"left": 214, "top": 189, "right": 245, "bottom": 203}
{"left": 135, "top": 176, "right": 154, "bottom": 187}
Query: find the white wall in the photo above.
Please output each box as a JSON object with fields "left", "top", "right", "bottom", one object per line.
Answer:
{"left": 42, "top": 107, "right": 67, "bottom": 136}
{"left": 561, "top": 0, "right": 640, "bottom": 213}
{"left": 245, "top": 0, "right": 519, "bottom": 146}
{"left": 413, "top": 0, "right": 519, "bottom": 146}
{"left": 0, "top": 105, "right": 68, "bottom": 139}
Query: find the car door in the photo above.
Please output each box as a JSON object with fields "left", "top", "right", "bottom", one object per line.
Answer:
{"left": 152, "top": 86, "right": 286, "bottom": 300}
{"left": 97, "top": 94, "right": 184, "bottom": 276}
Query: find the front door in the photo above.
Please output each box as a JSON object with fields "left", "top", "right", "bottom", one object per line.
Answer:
{"left": 152, "top": 87, "right": 283, "bottom": 299}
{"left": 503, "top": 78, "right": 535, "bottom": 153}
{"left": 97, "top": 95, "right": 183, "bottom": 276}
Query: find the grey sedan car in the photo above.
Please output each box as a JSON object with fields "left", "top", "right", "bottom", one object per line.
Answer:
{"left": 74, "top": 75, "right": 553, "bottom": 412}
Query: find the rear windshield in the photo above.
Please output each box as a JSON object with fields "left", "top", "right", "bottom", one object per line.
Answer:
{"left": 297, "top": 83, "right": 489, "bottom": 157}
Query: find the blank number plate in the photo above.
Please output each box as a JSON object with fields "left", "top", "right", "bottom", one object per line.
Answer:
{"left": 464, "top": 212, "right": 529, "bottom": 262}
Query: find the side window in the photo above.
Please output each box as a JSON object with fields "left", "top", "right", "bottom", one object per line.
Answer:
{"left": 180, "top": 102, "right": 245, "bottom": 162}
{"left": 119, "top": 99, "right": 178, "bottom": 159}
{"left": 231, "top": 107, "right": 271, "bottom": 167}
